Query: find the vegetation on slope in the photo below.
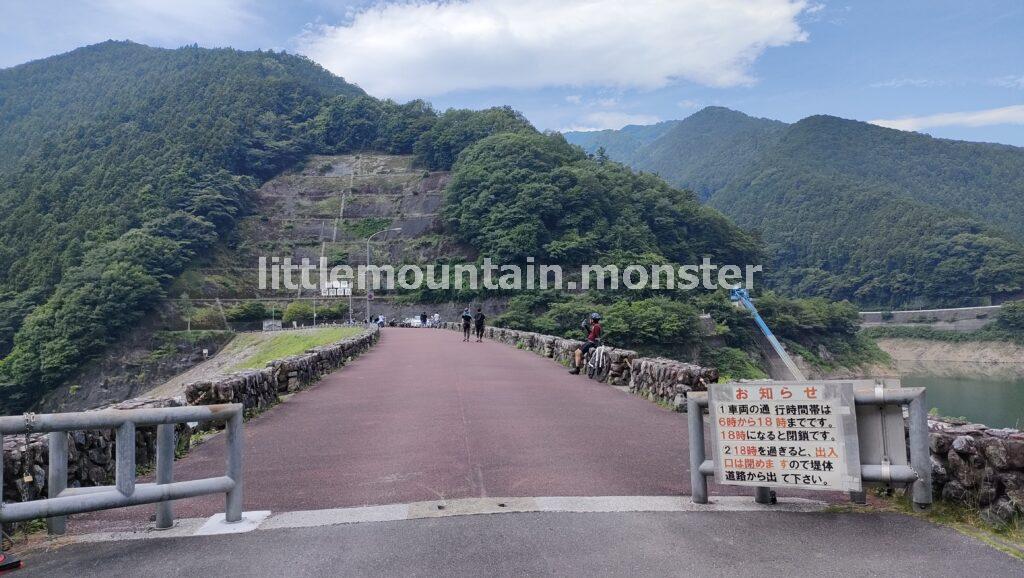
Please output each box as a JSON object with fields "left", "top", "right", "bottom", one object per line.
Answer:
{"left": 712, "top": 118, "right": 1024, "bottom": 309}
{"left": 230, "top": 326, "right": 364, "bottom": 371}
{"left": 567, "top": 107, "right": 786, "bottom": 200}
{"left": 568, "top": 107, "right": 1024, "bottom": 309}
{"left": 863, "top": 302, "right": 1024, "bottom": 346}
{"left": 0, "top": 41, "right": 534, "bottom": 410}
{"left": 444, "top": 131, "right": 760, "bottom": 266}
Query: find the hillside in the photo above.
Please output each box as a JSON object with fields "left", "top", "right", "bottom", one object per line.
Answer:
{"left": 181, "top": 152, "right": 467, "bottom": 301}
{"left": 2, "top": 41, "right": 778, "bottom": 411}
{"left": 0, "top": 41, "right": 532, "bottom": 410}
{"left": 566, "top": 107, "right": 786, "bottom": 200}
{"left": 566, "top": 108, "right": 1024, "bottom": 308}
{"left": 562, "top": 120, "right": 679, "bottom": 167}
{"left": 711, "top": 116, "right": 1024, "bottom": 308}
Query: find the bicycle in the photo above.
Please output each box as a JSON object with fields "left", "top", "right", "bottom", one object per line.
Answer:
{"left": 584, "top": 342, "right": 611, "bottom": 381}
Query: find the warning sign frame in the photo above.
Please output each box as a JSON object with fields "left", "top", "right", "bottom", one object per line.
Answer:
{"left": 708, "top": 381, "right": 863, "bottom": 493}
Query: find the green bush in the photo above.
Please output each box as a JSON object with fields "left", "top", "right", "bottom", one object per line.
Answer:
{"left": 282, "top": 301, "right": 314, "bottom": 324}
{"left": 997, "top": 302, "right": 1024, "bottom": 332}
{"left": 225, "top": 301, "right": 268, "bottom": 321}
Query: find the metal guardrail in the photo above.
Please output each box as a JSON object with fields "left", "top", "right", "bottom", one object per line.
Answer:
{"left": 0, "top": 403, "right": 244, "bottom": 534}
{"left": 688, "top": 386, "right": 932, "bottom": 510}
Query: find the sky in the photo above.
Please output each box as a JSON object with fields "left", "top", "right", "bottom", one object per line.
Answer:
{"left": 2, "top": 0, "right": 1023, "bottom": 146}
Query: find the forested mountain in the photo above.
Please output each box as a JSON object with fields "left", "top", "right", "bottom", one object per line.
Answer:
{"left": 0, "top": 41, "right": 535, "bottom": 409}
{"left": 566, "top": 108, "right": 1024, "bottom": 308}
{"left": 566, "top": 107, "right": 786, "bottom": 199}
{"left": 0, "top": 41, "right": 762, "bottom": 410}
{"left": 560, "top": 120, "right": 679, "bottom": 168}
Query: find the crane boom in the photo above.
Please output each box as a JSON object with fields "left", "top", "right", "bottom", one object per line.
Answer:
{"left": 729, "top": 287, "right": 806, "bottom": 381}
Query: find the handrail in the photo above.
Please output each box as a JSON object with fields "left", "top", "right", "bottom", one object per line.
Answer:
{"left": 0, "top": 403, "right": 244, "bottom": 534}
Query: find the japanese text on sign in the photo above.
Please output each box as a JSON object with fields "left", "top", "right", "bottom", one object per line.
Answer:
{"left": 709, "top": 382, "right": 862, "bottom": 492}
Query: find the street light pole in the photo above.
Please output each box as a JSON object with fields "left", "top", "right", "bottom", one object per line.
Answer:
{"left": 365, "top": 227, "right": 402, "bottom": 324}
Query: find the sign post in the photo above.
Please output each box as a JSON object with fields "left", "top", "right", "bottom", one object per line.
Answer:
{"left": 708, "top": 381, "right": 862, "bottom": 494}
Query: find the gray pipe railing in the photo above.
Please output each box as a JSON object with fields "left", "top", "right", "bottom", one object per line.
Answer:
{"left": 688, "top": 386, "right": 932, "bottom": 510}
{"left": 0, "top": 403, "right": 244, "bottom": 534}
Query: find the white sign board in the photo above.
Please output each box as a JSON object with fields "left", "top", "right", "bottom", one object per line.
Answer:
{"left": 709, "top": 381, "right": 862, "bottom": 492}
{"left": 321, "top": 280, "right": 351, "bottom": 297}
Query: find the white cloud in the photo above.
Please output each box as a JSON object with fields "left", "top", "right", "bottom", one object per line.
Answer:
{"left": 562, "top": 111, "right": 661, "bottom": 132}
{"left": 991, "top": 75, "right": 1024, "bottom": 89}
{"left": 870, "top": 78, "right": 946, "bottom": 89}
{"left": 297, "top": 0, "right": 812, "bottom": 99}
{"left": 869, "top": 104, "right": 1024, "bottom": 131}
{"left": 565, "top": 95, "right": 583, "bottom": 105}
{"left": 678, "top": 99, "right": 701, "bottom": 109}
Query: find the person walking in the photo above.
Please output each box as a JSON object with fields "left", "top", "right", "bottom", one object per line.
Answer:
{"left": 473, "top": 307, "right": 486, "bottom": 342}
{"left": 461, "top": 307, "right": 473, "bottom": 341}
{"left": 420, "top": 311, "right": 428, "bottom": 328}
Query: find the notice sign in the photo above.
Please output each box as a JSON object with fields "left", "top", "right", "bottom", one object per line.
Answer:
{"left": 709, "top": 381, "right": 862, "bottom": 492}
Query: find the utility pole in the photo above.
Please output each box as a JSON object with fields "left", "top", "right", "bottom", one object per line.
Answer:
{"left": 366, "top": 227, "right": 401, "bottom": 324}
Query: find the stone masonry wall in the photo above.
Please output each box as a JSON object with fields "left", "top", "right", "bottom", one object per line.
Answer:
{"left": 184, "top": 326, "right": 379, "bottom": 409}
{"left": 2, "top": 326, "right": 380, "bottom": 508}
{"left": 928, "top": 418, "right": 1024, "bottom": 525}
{"left": 439, "top": 323, "right": 715, "bottom": 404}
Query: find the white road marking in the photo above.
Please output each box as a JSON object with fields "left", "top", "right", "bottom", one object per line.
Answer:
{"left": 60, "top": 495, "right": 827, "bottom": 544}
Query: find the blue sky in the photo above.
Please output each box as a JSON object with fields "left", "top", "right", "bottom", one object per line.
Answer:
{"left": 2, "top": 0, "right": 1022, "bottom": 145}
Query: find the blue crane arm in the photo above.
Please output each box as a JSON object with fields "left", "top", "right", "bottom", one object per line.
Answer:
{"left": 729, "top": 287, "right": 806, "bottom": 381}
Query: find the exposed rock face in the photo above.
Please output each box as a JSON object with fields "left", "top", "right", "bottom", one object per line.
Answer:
{"left": 929, "top": 417, "right": 1024, "bottom": 525}
{"left": 2, "top": 326, "right": 379, "bottom": 511}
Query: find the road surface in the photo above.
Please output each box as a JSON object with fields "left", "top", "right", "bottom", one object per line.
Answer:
{"left": 24, "top": 511, "right": 1023, "bottom": 577}
{"left": 17, "top": 327, "right": 1017, "bottom": 574}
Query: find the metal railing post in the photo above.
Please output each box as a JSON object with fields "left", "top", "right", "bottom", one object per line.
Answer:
{"left": 154, "top": 424, "right": 175, "bottom": 529}
{"left": 0, "top": 404, "right": 243, "bottom": 526}
{"left": 46, "top": 432, "right": 68, "bottom": 535}
{"left": 688, "top": 394, "right": 709, "bottom": 504}
{"left": 907, "top": 391, "right": 932, "bottom": 510}
{"left": 115, "top": 422, "right": 136, "bottom": 497}
{"left": 754, "top": 486, "right": 773, "bottom": 504}
{"left": 225, "top": 410, "right": 244, "bottom": 523}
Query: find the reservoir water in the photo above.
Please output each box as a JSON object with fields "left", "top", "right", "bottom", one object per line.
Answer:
{"left": 900, "top": 374, "right": 1024, "bottom": 429}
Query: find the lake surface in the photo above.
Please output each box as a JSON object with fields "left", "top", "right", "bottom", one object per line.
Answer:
{"left": 901, "top": 374, "right": 1024, "bottom": 429}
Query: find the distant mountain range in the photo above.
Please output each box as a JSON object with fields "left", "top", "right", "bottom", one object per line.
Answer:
{"left": 565, "top": 108, "right": 1024, "bottom": 309}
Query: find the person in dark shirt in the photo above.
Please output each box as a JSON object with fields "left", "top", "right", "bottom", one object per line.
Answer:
{"left": 473, "top": 307, "right": 486, "bottom": 342}
{"left": 569, "top": 313, "right": 603, "bottom": 374}
{"left": 420, "top": 311, "right": 428, "bottom": 327}
{"left": 461, "top": 307, "right": 473, "bottom": 341}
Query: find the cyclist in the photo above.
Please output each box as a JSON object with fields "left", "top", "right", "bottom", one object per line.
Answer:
{"left": 461, "top": 307, "right": 473, "bottom": 341}
{"left": 569, "top": 312, "right": 603, "bottom": 374}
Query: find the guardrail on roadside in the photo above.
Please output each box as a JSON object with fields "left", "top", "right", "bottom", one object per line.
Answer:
{"left": 0, "top": 403, "right": 244, "bottom": 534}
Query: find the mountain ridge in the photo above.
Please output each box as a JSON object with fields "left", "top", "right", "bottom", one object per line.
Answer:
{"left": 566, "top": 106, "right": 1024, "bottom": 308}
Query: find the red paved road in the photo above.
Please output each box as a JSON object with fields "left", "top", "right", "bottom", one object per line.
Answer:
{"left": 75, "top": 328, "right": 785, "bottom": 531}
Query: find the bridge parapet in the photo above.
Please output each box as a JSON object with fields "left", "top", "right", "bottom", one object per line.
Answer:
{"left": 438, "top": 323, "right": 713, "bottom": 405}
{"left": 1, "top": 325, "right": 381, "bottom": 521}
{"left": 185, "top": 325, "right": 380, "bottom": 408}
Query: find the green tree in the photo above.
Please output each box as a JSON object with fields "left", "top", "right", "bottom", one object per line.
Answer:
{"left": 282, "top": 301, "right": 315, "bottom": 324}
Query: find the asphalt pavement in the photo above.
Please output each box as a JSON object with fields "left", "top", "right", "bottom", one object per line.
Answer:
{"left": 22, "top": 511, "right": 1024, "bottom": 577}
{"left": 74, "top": 327, "right": 754, "bottom": 532}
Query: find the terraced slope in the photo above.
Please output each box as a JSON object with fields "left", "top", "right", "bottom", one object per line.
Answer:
{"left": 187, "top": 153, "right": 469, "bottom": 299}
